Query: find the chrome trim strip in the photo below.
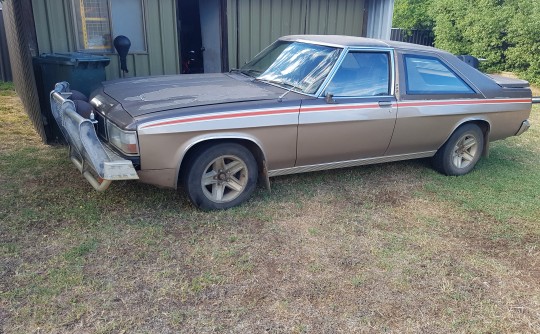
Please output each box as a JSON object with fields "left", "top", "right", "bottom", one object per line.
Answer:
{"left": 348, "top": 47, "right": 396, "bottom": 98}
{"left": 286, "top": 38, "right": 348, "bottom": 49}
{"left": 314, "top": 46, "right": 350, "bottom": 97}
{"left": 316, "top": 95, "right": 395, "bottom": 101}
{"left": 268, "top": 151, "right": 437, "bottom": 177}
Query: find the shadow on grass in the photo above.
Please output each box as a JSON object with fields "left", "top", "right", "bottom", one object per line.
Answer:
{"left": 423, "top": 141, "right": 540, "bottom": 223}
{"left": 1, "top": 142, "right": 435, "bottom": 235}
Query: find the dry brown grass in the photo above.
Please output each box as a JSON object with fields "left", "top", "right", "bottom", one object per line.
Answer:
{"left": 0, "top": 91, "right": 44, "bottom": 151}
{"left": 1, "top": 84, "right": 539, "bottom": 333}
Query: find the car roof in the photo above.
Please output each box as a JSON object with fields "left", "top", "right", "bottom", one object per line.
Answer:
{"left": 280, "top": 35, "right": 440, "bottom": 53}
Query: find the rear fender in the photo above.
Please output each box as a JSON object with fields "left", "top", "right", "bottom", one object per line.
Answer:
{"left": 439, "top": 117, "right": 491, "bottom": 157}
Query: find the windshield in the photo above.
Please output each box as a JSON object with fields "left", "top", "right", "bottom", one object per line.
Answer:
{"left": 239, "top": 41, "right": 342, "bottom": 95}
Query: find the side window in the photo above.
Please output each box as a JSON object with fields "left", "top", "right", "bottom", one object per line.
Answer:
{"left": 73, "top": 0, "right": 146, "bottom": 53}
{"left": 404, "top": 55, "right": 474, "bottom": 94}
{"left": 325, "top": 52, "right": 390, "bottom": 97}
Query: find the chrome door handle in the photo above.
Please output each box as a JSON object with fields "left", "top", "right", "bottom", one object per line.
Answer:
{"left": 378, "top": 101, "right": 392, "bottom": 108}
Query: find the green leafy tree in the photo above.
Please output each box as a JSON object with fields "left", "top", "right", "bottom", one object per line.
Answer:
{"left": 428, "top": 0, "right": 540, "bottom": 84}
{"left": 430, "top": 0, "right": 509, "bottom": 71}
{"left": 393, "top": 0, "right": 540, "bottom": 84}
{"left": 504, "top": 0, "right": 540, "bottom": 84}
{"left": 393, "top": 0, "right": 434, "bottom": 30}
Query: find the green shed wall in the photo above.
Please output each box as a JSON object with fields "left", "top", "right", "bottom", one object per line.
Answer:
{"left": 32, "top": 0, "right": 180, "bottom": 80}
{"left": 32, "top": 0, "right": 367, "bottom": 78}
{"left": 226, "top": 0, "right": 365, "bottom": 69}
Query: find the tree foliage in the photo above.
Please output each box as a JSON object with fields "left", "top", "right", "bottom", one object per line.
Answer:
{"left": 392, "top": 0, "right": 434, "bottom": 30}
{"left": 430, "top": 0, "right": 508, "bottom": 71}
{"left": 504, "top": 0, "right": 540, "bottom": 84}
{"left": 393, "top": 0, "right": 540, "bottom": 84}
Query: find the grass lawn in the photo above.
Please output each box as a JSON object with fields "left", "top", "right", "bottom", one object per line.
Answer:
{"left": 1, "top": 82, "right": 539, "bottom": 333}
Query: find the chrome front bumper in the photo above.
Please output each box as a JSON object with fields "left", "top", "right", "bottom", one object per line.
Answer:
{"left": 50, "top": 82, "right": 139, "bottom": 191}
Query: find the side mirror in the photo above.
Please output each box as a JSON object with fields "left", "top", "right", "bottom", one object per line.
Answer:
{"left": 325, "top": 92, "right": 337, "bottom": 104}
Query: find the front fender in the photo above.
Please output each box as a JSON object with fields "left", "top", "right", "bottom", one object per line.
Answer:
{"left": 173, "top": 133, "right": 269, "bottom": 188}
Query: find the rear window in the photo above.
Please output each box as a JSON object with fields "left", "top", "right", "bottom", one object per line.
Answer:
{"left": 404, "top": 55, "right": 474, "bottom": 95}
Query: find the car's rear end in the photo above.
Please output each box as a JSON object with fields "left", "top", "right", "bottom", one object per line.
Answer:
{"left": 486, "top": 74, "right": 534, "bottom": 136}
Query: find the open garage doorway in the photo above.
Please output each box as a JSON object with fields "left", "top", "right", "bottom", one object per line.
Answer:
{"left": 177, "top": 0, "right": 227, "bottom": 73}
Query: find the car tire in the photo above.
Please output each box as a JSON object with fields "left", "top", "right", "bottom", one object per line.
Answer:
{"left": 183, "top": 143, "right": 258, "bottom": 210}
{"left": 432, "top": 123, "right": 484, "bottom": 176}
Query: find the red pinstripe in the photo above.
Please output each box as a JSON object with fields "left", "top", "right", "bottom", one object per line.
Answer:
{"left": 140, "top": 108, "right": 299, "bottom": 129}
{"left": 139, "top": 98, "right": 531, "bottom": 129}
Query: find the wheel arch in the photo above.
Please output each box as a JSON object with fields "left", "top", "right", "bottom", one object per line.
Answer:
{"left": 176, "top": 134, "right": 269, "bottom": 189}
{"left": 442, "top": 118, "right": 491, "bottom": 157}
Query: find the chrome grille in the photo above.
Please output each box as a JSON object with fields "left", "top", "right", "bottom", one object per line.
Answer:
{"left": 94, "top": 111, "right": 107, "bottom": 140}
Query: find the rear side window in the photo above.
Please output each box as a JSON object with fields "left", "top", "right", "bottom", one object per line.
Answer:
{"left": 404, "top": 55, "right": 474, "bottom": 94}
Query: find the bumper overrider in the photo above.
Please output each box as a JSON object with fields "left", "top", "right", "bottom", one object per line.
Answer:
{"left": 50, "top": 82, "right": 139, "bottom": 191}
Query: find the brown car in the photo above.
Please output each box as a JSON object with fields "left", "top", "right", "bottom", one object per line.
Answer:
{"left": 50, "top": 35, "right": 533, "bottom": 209}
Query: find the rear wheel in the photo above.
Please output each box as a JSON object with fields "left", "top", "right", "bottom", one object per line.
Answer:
{"left": 183, "top": 143, "right": 258, "bottom": 210}
{"left": 432, "top": 123, "right": 484, "bottom": 176}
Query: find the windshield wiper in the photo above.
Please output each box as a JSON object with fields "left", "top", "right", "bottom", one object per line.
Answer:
{"left": 253, "top": 78, "right": 303, "bottom": 101}
{"left": 229, "top": 68, "right": 261, "bottom": 78}
{"left": 229, "top": 68, "right": 261, "bottom": 79}
{"left": 277, "top": 82, "right": 303, "bottom": 102}
{"left": 254, "top": 78, "right": 301, "bottom": 90}
{"left": 229, "top": 68, "right": 248, "bottom": 77}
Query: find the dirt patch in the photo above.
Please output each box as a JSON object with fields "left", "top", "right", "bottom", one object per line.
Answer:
{"left": 388, "top": 195, "right": 540, "bottom": 331}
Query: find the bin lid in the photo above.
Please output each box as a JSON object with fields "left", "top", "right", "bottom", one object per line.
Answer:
{"left": 35, "top": 52, "right": 110, "bottom": 66}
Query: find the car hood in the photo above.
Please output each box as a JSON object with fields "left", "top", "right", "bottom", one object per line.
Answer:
{"left": 102, "top": 73, "right": 281, "bottom": 117}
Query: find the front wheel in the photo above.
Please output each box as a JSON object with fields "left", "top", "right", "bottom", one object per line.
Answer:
{"left": 432, "top": 123, "right": 484, "bottom": 176}
{"left": 183, "top": 143, "right": 258, "bottom": 210}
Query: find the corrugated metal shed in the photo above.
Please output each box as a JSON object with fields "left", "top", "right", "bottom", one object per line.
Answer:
{"left": 226, "top": 0, "right": 366, "bottom": 69}
{"left": 0, "top": 4, "right": 14, "bottom": 82}
{"left": 365, "top": 0, "right": 394, "bottom": 40}
{"left": 31, "top": 1, "right": 394, "bottom": 78}
{"left": 4, "top": 0, "right": 395, "bottom": 144}
{"left": 32, "top": 0, "right": 180, "bottom": 80}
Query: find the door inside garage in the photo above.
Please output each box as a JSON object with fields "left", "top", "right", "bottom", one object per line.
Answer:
{"left": 177, "top": 0, "right": 226, "bottom": 73}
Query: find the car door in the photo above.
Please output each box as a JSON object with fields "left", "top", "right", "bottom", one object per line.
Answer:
{"left": 385, "top": 52, "right": 484, "bottom": 156}
{"left": 296, "top": 49, "right": 398, "bottom": 166}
